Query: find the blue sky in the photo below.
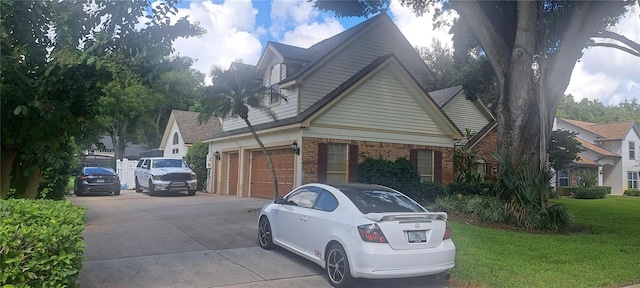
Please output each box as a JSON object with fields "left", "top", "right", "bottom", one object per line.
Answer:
{"left": 169, "top": 0, "right": 640, "bottom": 106}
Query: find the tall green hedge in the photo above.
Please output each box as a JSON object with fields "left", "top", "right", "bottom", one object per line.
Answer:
{"left": 1, "top": 199, "right": 86, "bottom": 287}
{"left": 185, "top": 141, "right": 208, "bottom": 191}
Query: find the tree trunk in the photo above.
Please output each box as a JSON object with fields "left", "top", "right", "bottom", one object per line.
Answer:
{"left": 0, "top": 149, "right": 17, "bottom": 199}
{"left": 24, "top": 168, "right": 41, "bottom": 199}
{"left": 243, "top": 118, "right": 279, "bottom": 199}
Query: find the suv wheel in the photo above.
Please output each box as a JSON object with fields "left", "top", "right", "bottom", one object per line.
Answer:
{"left": 188, "top": 189, "right": 195, "bottom": 196}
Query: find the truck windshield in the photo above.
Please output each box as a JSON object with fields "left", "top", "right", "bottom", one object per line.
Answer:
{"left": 153, "top": 159, "right": 185, "bottom": 168}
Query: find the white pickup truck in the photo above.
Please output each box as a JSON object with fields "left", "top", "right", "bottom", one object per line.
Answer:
{"left": 134, "top": 157, "right": 197, "bottom": 196}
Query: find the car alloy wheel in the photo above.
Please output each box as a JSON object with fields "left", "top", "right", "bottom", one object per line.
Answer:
{"left": 326, "top": 244, "right": 352, "bottom": 288}
{"left": 258, "top": 217, "right": 275, "bottom": 250}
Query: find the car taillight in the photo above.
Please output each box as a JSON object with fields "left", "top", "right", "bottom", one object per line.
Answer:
{"left": 443, "top": 222, "right": 451, "bottom": 240}
{"left": 358, "top": 223, "right": 388, "bottom": 243}
{"left": 79, "top": 175, "right": 87, "bottom": 180}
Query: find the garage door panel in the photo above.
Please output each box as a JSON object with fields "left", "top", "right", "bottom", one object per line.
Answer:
{"left": 228, "top": 153, "right": 238, "bottom": 195}
{"left": 251, "top": 149, "right": 294, "bottom": 199}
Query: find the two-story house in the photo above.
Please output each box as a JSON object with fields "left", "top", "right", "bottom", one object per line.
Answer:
{"left": 553, "top": 118, "right": 640, "bottom": 195}
{"left": 204, "top": 13, "right": 497, "bottom": 198}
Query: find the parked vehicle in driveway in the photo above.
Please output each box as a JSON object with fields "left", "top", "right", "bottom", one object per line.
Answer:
{"left": 74, "top": 167, "right": 121, "bottom": 196}
{"left": 134, "top": 157, "right": 197, "bottom": 196}
{"left": 257, "top": 183, "right": 455, "bottom": 287}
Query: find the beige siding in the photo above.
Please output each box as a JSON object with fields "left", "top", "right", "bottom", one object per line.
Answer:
{"left": 300, "top": 21, "right": 431, "bottom": 111}
{"left": 313, "top": 67, "right": 447, "bottom": 137}
{"left": 442, "top": 94, "right": 490, "bottom": 134}
{"left": 223, "top": 87, "right": 299, "bottom": 131}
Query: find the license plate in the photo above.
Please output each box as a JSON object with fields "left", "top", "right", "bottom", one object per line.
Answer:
{"left": 408, "top": 230, "right": 427, "bottom": 243}
{"left": 96, "top": 179, "right": 105, "bottom": 183}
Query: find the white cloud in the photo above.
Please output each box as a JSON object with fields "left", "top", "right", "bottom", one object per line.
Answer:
{"left": 389, "top": 0, "right": 457, "bottom": 49}
{"left": 270, "top": 1, "right": 344, "bottom": 48}
{"left": 171, "top": 1, "right": 263, "bottom": 84}
{"left": 565, "top": 2, "right": 640, "bottom": 106}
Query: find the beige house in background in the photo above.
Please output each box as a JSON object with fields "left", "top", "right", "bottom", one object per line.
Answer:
{"left": 159, "top": 110, "right": 221, "bottom": 159}
{"left": 553, "top": 118, "right": 640, "bottom": 195}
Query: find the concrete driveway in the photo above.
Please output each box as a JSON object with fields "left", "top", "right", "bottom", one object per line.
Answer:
{"left": 70, "top": 190, "right": 447, "bottom": 288}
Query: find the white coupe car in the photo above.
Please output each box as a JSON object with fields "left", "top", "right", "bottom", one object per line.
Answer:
{"left": 257, "top": 183, "right": 455, "bottom": 287}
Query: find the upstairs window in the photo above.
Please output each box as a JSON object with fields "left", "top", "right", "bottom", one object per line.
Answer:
{"left": 630, "top": 141, "right": 636, "bottom": 160}
{"left": 173, "top": 132, "right": 179, "bottom": 145}
{"left": 269, "top": 64, "right": 281, "bottom": 104}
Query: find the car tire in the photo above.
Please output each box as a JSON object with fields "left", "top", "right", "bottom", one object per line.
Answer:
{"left": 114, "top": 190, "right": 120, "bottom": 196}
{"left": 188, "top": 189, "right": 196, "bottom": 196}
{"left": 258, "top": 217, "right": 275, "bottom": 250}
{"left": 148, "top": 180, "right": 156, "bottom": 196}
{"left": 135, "top": 177, "right": 142, "bottom": 193}
{"left": 74, "top": 183, "right": 83, "bottom": 196}
{"left": 326, "top": 243, "right": 353, "bottom": 288}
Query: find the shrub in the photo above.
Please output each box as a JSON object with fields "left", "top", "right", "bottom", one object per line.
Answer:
{"left": 574, "top": 187, "right": 611, "bottom": 199}
{"left": 1, "top": 199, "right": 86, "bottom": 287}
{"left": 624, "top": 189, "right": 640, "bottom": 196}
{"left": 447, "top": 182, "right": 496, "bottom": 197}
{"left": 419, "top": 181, "right": 447, "bottom": 203}
{"left": 357, "top": 156, "right": 422, "bottom": 200}
{"left": 185, "top": 141, "right": 208, "bottom": 191}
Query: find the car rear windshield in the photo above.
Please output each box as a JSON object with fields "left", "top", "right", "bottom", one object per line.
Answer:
{"left": 339, "top": 188, "right": 425, "bottom": 214}
{"left": 84, "top": 167, "right": 114, "bottom": 175}
{"left": 153, "top": 159, "right": 185, "bottom": 168}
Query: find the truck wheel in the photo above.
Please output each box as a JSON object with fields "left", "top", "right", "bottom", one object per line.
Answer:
{"left": 188, "top": 189, "right": 195, "bottom": 196}
{"left": 149, "top": 180, "right": 157, "bottom": 196}
{"left": 135, "top": 177, "right": 142, "bottom": 193}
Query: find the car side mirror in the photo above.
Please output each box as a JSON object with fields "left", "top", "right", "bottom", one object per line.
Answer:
{"left": 274, "top": 197, "right": 286, "bottom": 204}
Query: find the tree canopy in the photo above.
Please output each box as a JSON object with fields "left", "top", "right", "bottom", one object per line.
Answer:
{"left": 1, "top": 0, "right": 203, "bottom": 199}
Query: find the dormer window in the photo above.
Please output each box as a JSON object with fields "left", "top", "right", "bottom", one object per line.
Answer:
{"left": 269, "top": 64, "right": 281, "bottom": 104}
{"left": 173, "top": 132, "right": 179, "bottom": 145}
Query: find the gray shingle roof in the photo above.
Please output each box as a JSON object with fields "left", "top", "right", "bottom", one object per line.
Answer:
{"left": 428, "top": 85, "right": 463, "bottom": 107}
{"left": 172, "top": 110, "right": 222, "bottom": 144}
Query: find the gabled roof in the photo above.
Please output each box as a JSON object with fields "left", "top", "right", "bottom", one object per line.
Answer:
{"left": 172, "top": 110, "right": 222, "bottom": 144}
{"left": 559, "top": 118, "right": 638, "bottom": 141}
{"left": 209, "top": 54, "right": 461, "bottom": 140}
{"left": 429, "top": 85, "right": 464, "bottom": 107}
{"left": 576, "top": 138, "right": 619, "bottom": 158}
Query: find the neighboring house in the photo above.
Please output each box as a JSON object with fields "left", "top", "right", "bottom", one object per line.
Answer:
{"left": 159, "top": 110, "right": 222, "bottom": 158}
{"left": 83, "top": 136, "right": 148, "bottom": 167}
{"left": 428, "top": 85, "right": 498, "bottom": 181}
{"left": 553, "top": 118, "right": 640, "bottom": 195}
{"left": 203, "top": 13, "right": 504, "bottom": 199}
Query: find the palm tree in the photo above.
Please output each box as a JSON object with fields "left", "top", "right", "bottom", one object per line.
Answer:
{"left": 198, "top": 63, "right": 285, "bottom": 198}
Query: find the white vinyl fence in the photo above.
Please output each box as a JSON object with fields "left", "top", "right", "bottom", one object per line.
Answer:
{"left": 116, "top": 158, "right": 138, "bottom": 189}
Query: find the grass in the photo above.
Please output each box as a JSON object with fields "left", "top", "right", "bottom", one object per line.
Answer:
{"left": 449, "top": 196, "right": 640, "bottom": 288}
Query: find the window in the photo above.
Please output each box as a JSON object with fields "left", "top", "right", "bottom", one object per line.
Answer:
{"left": 268, "top": 86, "right": 280, "bottom": 104}
{"left": 285, "top": 188, "right": 319, "bottom": 208}
{"left": 476, "top": 159, "right": 487, "bottom": 176}
{"left": 327, "top": 144, "right": 348, "bottom": 183}
{"left": 630, "top": 141, "right": 636, "bottom": 160}
{"left": 173, "top": 132, "right": 179, "bottom": 145}
{"left": 629, "top": 171, "right": 638, "bottom": 189}
{"left": 313, "top": 190, "right": 338, "bottom": 212}
{"left": 339, "top": 187, "right": 425, "bottom": 214}
{"left": 416, "top": 150, "right": 433, "bottom": 182}
{"left": 558, "top": 169, "right": 570, "bottom": 187}
{"left": 269, "top": 64, "right": 280, "bottom": 85}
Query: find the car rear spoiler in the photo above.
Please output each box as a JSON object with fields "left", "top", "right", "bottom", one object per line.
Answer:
{"left": 364, "top": 212, "right": 448, "bottom": 222}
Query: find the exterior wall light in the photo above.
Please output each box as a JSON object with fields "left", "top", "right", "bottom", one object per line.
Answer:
{"left": 214, "top": 150, "right": 221, "bottom": 160}
{"left": 291, "top": 141, "right": 300, "bottom": 155}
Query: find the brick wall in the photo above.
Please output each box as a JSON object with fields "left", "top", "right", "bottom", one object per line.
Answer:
{"left": 301, "top": 137, "right": 454, "bottom": 184}
{"left": 470, "top": 127, "right": 499, "bottom": 181}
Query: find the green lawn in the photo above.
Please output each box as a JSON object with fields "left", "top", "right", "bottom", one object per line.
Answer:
{"left": 449, "top": 196, "right": 640, "bottom": 288}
